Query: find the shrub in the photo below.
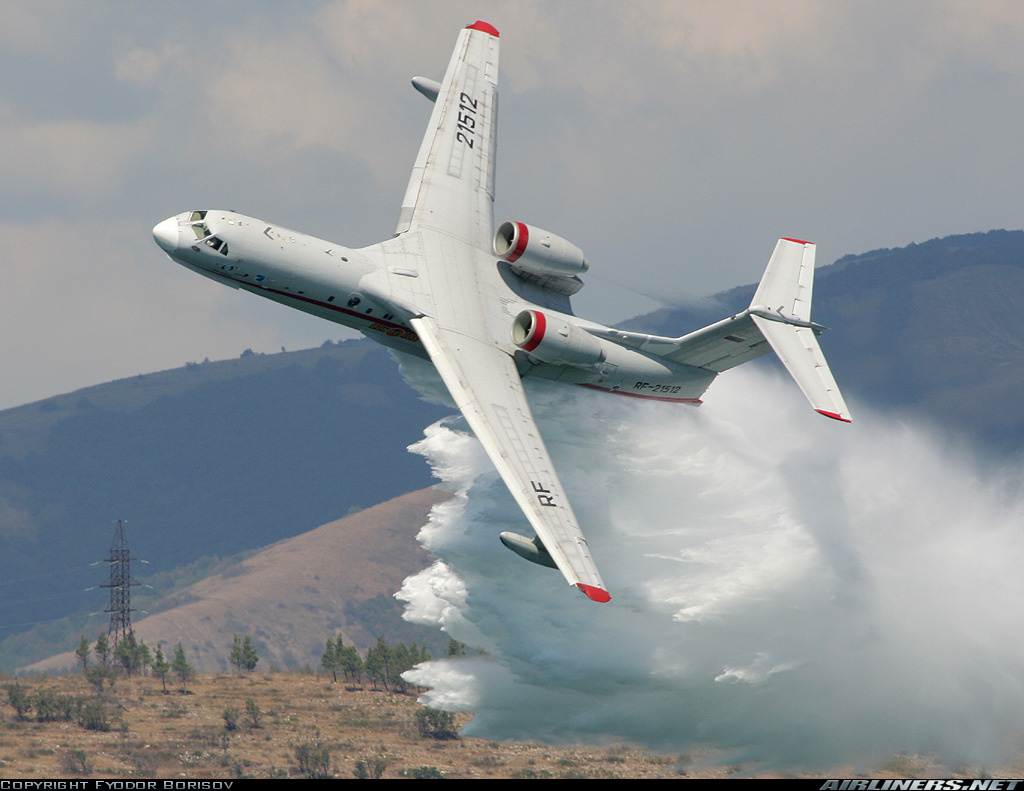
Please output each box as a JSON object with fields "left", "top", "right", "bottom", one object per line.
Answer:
{"left": 59, "top": 749, "right": 90, "bottom": 776}
{"left": 295, "top": 733, "right": 331, "bottom": 779}
{"left": 78, "top": 700, "right": 111, "bottom": 732}
{"left": 353, "top": 750, "right": 389, "bottom": 780}
{"left": 405, "top": 766, "right": 444, "bottom": 779}
{"left": 244, "top": 698, "right": 262, "bottom": 729}
{"left": 414, "top": 707, "right": 458, "bottom": 741}
{"left": 222, "top": 705, "right": 239, "bottom": 731}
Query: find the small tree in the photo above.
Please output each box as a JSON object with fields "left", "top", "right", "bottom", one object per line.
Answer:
{"left": 364, "top": 636, "right": 391, "bottom": 691}
{"left": 113, "top": 633, "right": 153, "bottom": 678}
{"left": 134, "top": 639, "right": 153, "bottom": 675}
{"left": 229, "top": 635, "right": 244, "bottom": 673}
{"left": 241, "top": 635, "right": 259, "bottom": 672}
{"left": 94, "top": 633, "right": 110, "bottom": 667}
{"left": 245, "top": 698, "right": 262, "bottom": 729}
{"left": 171, "top": 643, "right": 194, "bottom": 693}
{"left": 5, "top": 683, "right": 32, "bottom": 720}
{"left": 114, "top": 638, "right": 132, "bottom": 677}
{"left": 75, "top": 635, "right": 91, "bottom": 670}
{"left": 152, "top": 645, "right": 171, "bottom": 693}
{"left": 115, "top": 633, "right": 136, "bottom": 677}
{"left": 343, "top": 645, "right": 364, "bottom": 684}
{"left": 321, "top": 637, "right": 339, "bottom": 682}
{"left": 229, "top": 634, "right": 259, "bottom": 673}
{"left": 445, "top": 638, "right": 467, "bottom": 657}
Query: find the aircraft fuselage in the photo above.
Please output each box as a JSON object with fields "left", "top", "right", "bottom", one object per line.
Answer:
{"left": 153, "top": 209, "right": 716, "bottom": 402}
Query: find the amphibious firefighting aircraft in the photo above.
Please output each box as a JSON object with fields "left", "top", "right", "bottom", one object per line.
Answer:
{"left": 152, "top": 21, "right": 850, "bottom": 604}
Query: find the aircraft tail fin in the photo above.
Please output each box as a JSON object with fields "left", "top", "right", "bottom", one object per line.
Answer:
{"left": 587, "top": 238, "right": 852, "bottom": 422}
{"left": 747, "top": 239, "right": 852, "bottom": 422}
{"left": 751, "top": 238, "right": 815, "bottom": 321}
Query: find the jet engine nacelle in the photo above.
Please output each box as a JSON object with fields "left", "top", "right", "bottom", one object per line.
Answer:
{"left": 512, "top": 309, "right": 605, "bottom": 367}
{"left": 494, "top": 221, "right": 588, "bottom": 278}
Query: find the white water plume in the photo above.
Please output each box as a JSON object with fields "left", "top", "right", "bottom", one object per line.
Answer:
{"left": 396, "top": 365, "right": 1024, "bottom": 769}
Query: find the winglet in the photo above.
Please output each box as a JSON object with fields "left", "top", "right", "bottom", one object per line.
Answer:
{"left": 576, "top": 583, "right": 611, "bottom": 603}
{"left": 466, "top": 20, "right": 500, "bottom": 37}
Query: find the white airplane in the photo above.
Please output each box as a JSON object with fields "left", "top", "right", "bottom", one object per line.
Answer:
{"left": 152, "top": 21, "right": 850, "bottom": 604}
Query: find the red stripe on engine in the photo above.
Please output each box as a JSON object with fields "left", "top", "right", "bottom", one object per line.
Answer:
{"left": 521, "top": 310, "right": 546, "bottom": 352}
{"left": 505, "top": 222, "right": 529, "bottom": 263}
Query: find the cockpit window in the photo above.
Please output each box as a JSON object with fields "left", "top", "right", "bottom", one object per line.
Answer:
{"left": 189, "top": 211, "right": 207, "bottom": 222}
{"left": 191, "top": 223, "right": 210, "bottom": 240}
{"left": 205, "top": 236, "right": 229, "bottom": 256}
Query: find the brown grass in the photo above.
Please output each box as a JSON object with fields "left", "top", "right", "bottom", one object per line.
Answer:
{"left": 1, "top": 671, "right": 1015, "bottom": 779}
{"left": 0, "top": 671, "right": 725, "bottom": 779}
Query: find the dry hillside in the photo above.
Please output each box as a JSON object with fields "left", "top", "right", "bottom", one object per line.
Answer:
{"left": 27, "top": 488, "right": 449, "bottom": 675}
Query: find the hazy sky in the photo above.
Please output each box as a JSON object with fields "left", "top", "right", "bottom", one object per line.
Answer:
{"left": 3, "top": 0, "right": 1024, "bottom": 410}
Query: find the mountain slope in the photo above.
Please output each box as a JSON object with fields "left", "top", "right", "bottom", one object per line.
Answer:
{"left": 626, "top": 230, "right": 1024, "bottom": 449}
{"left": 27, "top": 487, "right": 449, "bottom": 674}
{"left": 0, "top": 340, "right": 448, "bottom": 666}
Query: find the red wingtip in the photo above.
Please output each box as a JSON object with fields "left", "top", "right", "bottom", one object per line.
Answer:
{"left": 466, "top": 21, "right": 500, "bottom": 37}
{"left": 782, "top": 237, "right": 813, "bottom": 246}
{"left": 576, "top": 584, "right": 612, "bottom": 603}
{"left": 816, "top": 409, "right": 852, "bottom": 423}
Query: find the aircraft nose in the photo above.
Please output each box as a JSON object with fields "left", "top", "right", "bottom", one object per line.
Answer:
{"left": 152, "top": 216, "right": 179, "bottom": 251}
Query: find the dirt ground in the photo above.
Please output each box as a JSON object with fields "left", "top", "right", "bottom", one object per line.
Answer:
{"left": 0, "top": 671, "right": 1015, "bottom": 779}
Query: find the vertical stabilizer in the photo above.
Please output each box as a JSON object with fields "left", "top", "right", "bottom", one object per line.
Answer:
{"left": 751, "top": 238, "right": 815, "bottom": 321}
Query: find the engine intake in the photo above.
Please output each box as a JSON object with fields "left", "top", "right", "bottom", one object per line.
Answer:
{"left": 512, "top": 310, "right": 604, "bottom": 367}
{"left": 494, "top": 221, "right": 588, "bottom": 278}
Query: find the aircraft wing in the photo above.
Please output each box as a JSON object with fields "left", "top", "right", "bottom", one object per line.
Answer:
{"left": 410, "top": 315, "right": 611, "bottom": 602}
{"left": 395, "top": 21, "right": 499, "bottom": 251}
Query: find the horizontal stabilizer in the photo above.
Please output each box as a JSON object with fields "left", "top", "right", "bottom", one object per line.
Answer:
{"left": 750, "top": 315, "right": 852, "bottom": 422}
